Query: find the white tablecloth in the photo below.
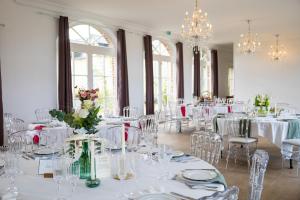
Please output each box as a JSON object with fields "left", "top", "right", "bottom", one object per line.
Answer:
{"left": 0, "top": 156, "right": 223, "bottom": 200}
{"left": 217, "top": 117, "right": 289, "bottom": 147}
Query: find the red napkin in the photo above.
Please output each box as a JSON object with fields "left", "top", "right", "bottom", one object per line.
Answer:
{"left": 124, "top": 122, "right": 130, "bottom": 142}
{"left": 181, "top": 105, "right": 186, "bottom": 117}
{"left": 33, "top": 135, "right": 39, "bottom": 144}
{"left": 34, "top": 125, "right": 46, "bottom": 131}
{"left": 228, "top": 106, "right": 232, "bottom": 113}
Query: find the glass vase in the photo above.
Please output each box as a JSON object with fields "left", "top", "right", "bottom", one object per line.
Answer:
{"left": 79, "top": 141, "right": 91, "bottom": 179}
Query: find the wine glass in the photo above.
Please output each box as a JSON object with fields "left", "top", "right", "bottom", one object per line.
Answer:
{"left": 158, "top": 144, "right": 173, "bottom": 180}
{"left": 4, "top": 151, "right": 18, "bottom": 198}
{"left": 53, "top": 157, "right": 68, "bottom": 200}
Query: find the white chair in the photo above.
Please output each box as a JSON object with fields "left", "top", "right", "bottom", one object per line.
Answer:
{"left": 35, "top": 108, "right": 52, "bottom": 122}
{"left": 194, "top": 132, "right": 222, "bottom": 166}
{"left": 225, "top": 114, "right": 258, "bottom": 169}
{"left": 123, "top": 106, "right": 138, "bottom": 119}
{"left": 281, "top": 139, "right": 300, "bottom": 176}
{"left": 248, "top": 150, "right": 269, "bottom": 200}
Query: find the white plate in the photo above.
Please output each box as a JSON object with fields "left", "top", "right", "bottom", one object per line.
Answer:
{"left": 182, "top": 169, "right": 218, "bottom": 181}
{"left": 34, "top": 148, "right": 59, "bottom": 155}
{"left": 0, "top": 159, "right": 5, "bottom": 167}
{"left": 137, "top": 193, "right": 177, "bottom": 200}
{"left": 172, "top": 151, "right": 184, "bottom": 157}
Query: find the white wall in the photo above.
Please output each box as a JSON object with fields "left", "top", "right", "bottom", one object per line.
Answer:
{"left": 234, "top": 39, "right": 300, "bottom": 111}
{"left": 0, "top": 0, "right": 58, "bottom": 122}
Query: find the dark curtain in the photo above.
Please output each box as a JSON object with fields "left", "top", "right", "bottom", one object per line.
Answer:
{"left": 117, "top": 29, "right": 129, "bottom": 116}
{"left": 193, "top": 48, "right": 201, "bottom": 97}
{"left": 0, "top": 62, "right": 3, "bottom": 146}
{"left": 211, "top": 49, "right": 219, "bottom": 97}
{"left": 176, "top": 42, "right": 184, "bottom": 99}
{"left": 58, "top": 16, "right": 73, "bottom": 113}
{"left": 144, "top": 35, "right": 154, "bottom": 115}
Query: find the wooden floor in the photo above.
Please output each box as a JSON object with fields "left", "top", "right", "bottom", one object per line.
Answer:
{"left": 158, "top": 127, "right": 300, "bottom": 200}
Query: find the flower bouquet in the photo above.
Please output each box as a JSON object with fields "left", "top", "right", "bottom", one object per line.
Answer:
{"left": 49, "top": 88, "right": 102, "bottom": 187}
{"left": 254, "top": 94, "right": 270, "bottom": 116}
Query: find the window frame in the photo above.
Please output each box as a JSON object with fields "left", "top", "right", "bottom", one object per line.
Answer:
{"left": 69, "top": 24, "right": 117, "bottom": 112}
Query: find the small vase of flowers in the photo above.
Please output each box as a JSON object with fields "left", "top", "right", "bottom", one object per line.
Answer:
{"left": 254, "top": 94, "right": 270, "bottom": 116}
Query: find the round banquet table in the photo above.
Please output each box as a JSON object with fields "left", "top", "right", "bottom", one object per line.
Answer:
{"left": 0, "top": 155, "right": 224, "bottom": 200}
{"left": 217, "top": 117, "right": 291, "bottom": 148}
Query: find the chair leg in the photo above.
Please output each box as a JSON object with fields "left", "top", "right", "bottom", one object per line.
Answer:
{"left": 246, "top": 145, "right": 251, "bottom": 170}
{"left": 226, "top": 144, "right": 231, "bottom": 169}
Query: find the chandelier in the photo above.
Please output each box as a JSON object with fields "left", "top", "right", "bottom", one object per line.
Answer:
{"left": 237, "top": 20, "right": 261, "bottom": 54}
{"left": 268, "top": 34, "right": 287, "bottom": 61}
{"left": 181, "top": 0, "right": 213, "bottom": 53}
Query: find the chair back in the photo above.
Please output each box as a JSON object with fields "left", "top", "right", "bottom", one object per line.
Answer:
{"left": 196, "top": 132, "right": 222, "bottom": 166}
{"left": 248, "top": 150, "right": 269, "bottom": 200}
{"left": 5, "top": 115, "right": 26, "bottom": 135}
{"left": 123, "top": 106, "right": 138, "bottom": 118}
{"left": 201, "top": 186, "right": 239, "bottom": 200}
{"left": 35, "top": 108, "right": 52, "bottom": 122}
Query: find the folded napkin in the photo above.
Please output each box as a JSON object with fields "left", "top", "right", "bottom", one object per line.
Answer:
{"left": 171, "top": 154, "right": 196, "bottom": 163}
{"left": 287, "top": 119, "right": 300, "bottom": 139}
{"left": 181, "top": 105, "right": 186, "bottom": 117}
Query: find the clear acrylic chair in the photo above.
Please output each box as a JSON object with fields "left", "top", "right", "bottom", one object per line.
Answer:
{"left": 123, "top": 106, "right": 138, "bottom": 119}
{"left": 5, "top": 116, "right": 26, "bottom": 136}
{"left": 139, "top": 115, "right": 158, "bottom": 146}
{"left": 35, "top": 108, "right": 52, "bottom": 122}
{"left": 225, "top": 114, "right": 258, "bottom": 169}
{"left": 201, "top": 186, "right": 239, "bottom": 200}
{"left": 195, "top": 132, "right": 222, "bottom": 166}
{"left": 281, "top": 139, "right": 300, "bottom": 176}
{"left": 248, "top": 149, "right": 269, "bottom": 200}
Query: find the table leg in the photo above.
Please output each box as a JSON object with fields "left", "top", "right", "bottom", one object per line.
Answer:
{"left": 290, "top": 159, "right": 293, "bottom": 169}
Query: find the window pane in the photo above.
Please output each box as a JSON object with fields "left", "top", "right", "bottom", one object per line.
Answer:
{"left": 93, "top": 76, "right": 105, "bottom": 92}
{"left": 153, "top": 61, "right": 159, "bottom": 78}
{"left": 105, "top": 56, "right": 114, "bottom": 77}
{"left": 161, "top": 61, "right": 171, "bottom": 78}
{"left": 69, "top": 29, "right": 86, "bottom": 44}
{"left": 72, "top": 25, "right": 89, "bottom": 43}
{"left": 93, "top": 54, "right": 105, "bottom": 76}
{"left": 89, "top": 26, "right": 109, "bottom": 47}
{"left": 73, "top": 75, "right": 88, "bottom": 89}
{"left": 72, "top": 52, "right": 88, "bottom": 75}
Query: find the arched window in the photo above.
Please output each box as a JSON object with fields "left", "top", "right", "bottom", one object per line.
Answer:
{"left": 152, "top": 40, "right": 175, "bottom": 111}
{"left": 69, "top": 24, "right": 116, "bottom": 112}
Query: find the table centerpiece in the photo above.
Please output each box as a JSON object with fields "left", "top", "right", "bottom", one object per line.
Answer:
{"left": 254, "top": 94, "right": 270, "bottom": 116}
{"left": 49, "top": 88, "right": 102, "bottom": 188}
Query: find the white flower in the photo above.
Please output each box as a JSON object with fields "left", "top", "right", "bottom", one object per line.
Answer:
{"left": 78, "top": 109, "right": 89, "bottom": 119}
{"left": 83, "top": 100, "right": 93, "bottom": 110}
{"left": 94, "top": 98, "right": 102, "bottom": 108}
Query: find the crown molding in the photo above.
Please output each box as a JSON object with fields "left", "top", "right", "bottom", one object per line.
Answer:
{"left": 14, "top": 0, "right": 181, "bottom": 41}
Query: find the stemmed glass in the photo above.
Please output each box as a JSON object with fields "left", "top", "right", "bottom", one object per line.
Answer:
{"left": 4, "top": 151, "right": 18, "bottom": 198}
{"left": 66, "top": 156, "right": 80, "bottom": 196}
{"left": 158, "top": 144, "right": 173, "bottom": 180}
{"left": 53, "top": 156, "right": 68, "bottom": 200}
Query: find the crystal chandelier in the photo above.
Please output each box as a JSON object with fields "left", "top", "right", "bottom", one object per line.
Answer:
{"left": 237, "top": 20, "right": 261, "bottom": 54}
{"left": 181, "top": 0, "right": 213, "bottom": 53}
{"left": 268, "top": 34, "right": 287, "bottom": 61}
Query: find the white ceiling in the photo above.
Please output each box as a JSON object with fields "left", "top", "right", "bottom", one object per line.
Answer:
{"left": 45, "top": 0, "right": 300, "bottom": 44}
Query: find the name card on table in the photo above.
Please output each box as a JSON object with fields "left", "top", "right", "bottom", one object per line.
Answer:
{"left": 96, "top": 154, "right": 111, "bottom": 179}
{"left": 38, "top": 159, "right": 54, "bottom": 175}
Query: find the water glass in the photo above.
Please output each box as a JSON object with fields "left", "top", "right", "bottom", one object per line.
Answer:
{"left": 53, "top": 157, "right": 68, "bottom": 200}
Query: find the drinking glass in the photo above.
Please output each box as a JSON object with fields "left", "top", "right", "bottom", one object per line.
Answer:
{"left": 4, "top": 152, "right": 18, "bottom": 198}
{"left": 158, "top": 144, "right": 173, "bottom": 180}
{"left": 53, "top": 157, "right": 68, "bottom": 200}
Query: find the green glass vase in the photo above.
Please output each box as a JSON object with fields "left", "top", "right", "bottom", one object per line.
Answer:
{"left": 79, "top": 141, "right": 91, "bottom": 179}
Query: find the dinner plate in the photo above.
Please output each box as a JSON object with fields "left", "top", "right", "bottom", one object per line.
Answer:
{"left": 182, "top": 169, "right": 218, "bottom": 181}
{"left": 172, "top": 151, "right": 184, "bottom": 158}
{"left": 136, "top": 193, "right": 177, "bottom": 200}
{"left": 0, "top": 159, "right": 5, "bottom": 168}
{"left": 34, "top": 148, "right": 59, "bottom": 155}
